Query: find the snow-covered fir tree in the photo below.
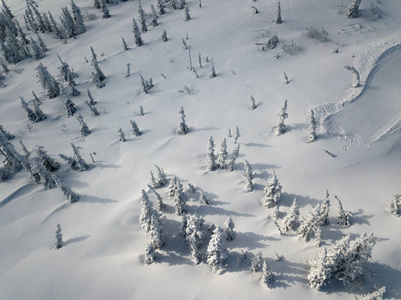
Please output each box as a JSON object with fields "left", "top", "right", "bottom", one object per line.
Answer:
{"left": 210, "top": 57, "right": 217, "bottom": 78}
{"left": 121, "top": 37, "right": 129, "bottom": 51}
{"left": 206, "top": 136, "right": 217, "bottom": 171}
{"left": 130, "top": 120, "right": 142, "bottom": 137}
{"left": 20, "top": 97, "right": 37, "bottom": 122}
{"left": 346, "top": 0, "right": 361, "bottom": 18}
{"left": 62, "top": 95, "right": 77, "bottom": 117}
{"left": 184, "top": 5, "right": 191, "bottom": 21}
{"left": 251, "top": 251, "right": 263, "bottom": 272}
{"left": 161, "top": 29, "right": 168, "bottom": 42}
{"left": 244, "top": 160, "right": 254, "bottom": 192}
{"left": 275, "top": 1, "right": 282, "bottom": 24}
{"left": 36, "top": 63, "right": 60, "bottom": 98}
{"left": 261, "top": 260, "right": 274, "bottom": 288}
{"left": 227, "top": 144, "right": 240, "bottom": 172}
{"left": 151, "top": 165, "right": 167, "bottom": 188}
{"left": 85, "top": 100, "right": 99, "bottom": 117}
{"left": 250, "top": 95, "right": 257, "bottom": 110}
{"left": 93, "top": 60, "right": 106, "bottom": 82}
{"left": 57, "top": 54, "right": 77, "bottom": 83}
{"left": 87, "top": 88, "right": 97, "bottom": 105}
{"left": 320, "top": 189, "right": 330, "bottom": 226}
{"left": 335, "top": 196, "right": 351, "bottom": 226}
{"left": 217, "top": 138, "right": 228, "bottom": 169}
{"left": 138, "top": 0, "right": 147, "bottom": 33}
{"left": 35, "top": 145, "right": 60, "bottom": 172}
{"left": 206, "top": 226, "right": 228, "bottom": 272}
{"left": 150, "top": 4, "right": 158, "bottom": 27}
{"left": 71, "top": 0, "right": 85, "bottom": 34}
{"left": 32, "top": 101, "right": 46, "bottom": 121}
{"left": 148, "top": 214, "right": 164, "bottom": 249}
{"left": 307, "top": 108, "right": 317, "bottom": 143}
{"left": 185, "top": 213, "right": 206, "bottom": 264}
{"left": 283, "top": 72, "right": 289, "bottom": 84}
{"left": 55, "top": 224, "right": 63, "bottom": 249}
{"left": 132, "top": 18, "right": 143, "bottom": 46}
{"left": 224, "top": 217, "right": 236, "bottom": 241}
{"left": 139, "top": 189, "right": 154, "bottom": 233}
{"left": 234, "top": 126, "right": 240, "bottom": 144}
{"left": 19, "top": 139, "right": 31, "bottom": 157}
{"left": 30, "top": 36, "right": 45, "bottom": 59}
{"left": 144, "top": 243, "right": 156, "bottom": 264}
{"left": 157, "top": 0, "right": 166, "bottom": 15}
{"left": 199, "top": 190, "right": 209, "bottom": 205}
{"left": 345, "top": 65, "right": 360, "bottom": 88}
{"left": 118, "top": 127, "right": 126, "bottom": 142}
{"left": 147, "top": 184, "right": 166, "bottom": 212}
{"left": 281, "top": 198, "right": 300, "bottom": 232}
{"left": 307, "top": 248, "right": 330, "bottom": 290}
{"left": 77, "top": 114, "right": 91, "bottom": 137}
{"left": 92, "top": 71, "right": 105, "bottom": 88}
{"left": 31, "top": 158, "right": 57, "bottom": 189}
{"left": 387, "top": 193, "right": 401, "bottom": 216}
{"left": 100, "top": 0, "right": 110, "bottom": 18}
{"left": 167, "top": 176, "right": 187, "bottom": 215}
{"left": 277, "top": 99, "right": 288, "bottom": 135}
{"left": 52, "top": 173, "right": 80, "bottom": 203}
{"left": 177, "top": 106, "right": 189, "bottom": 135}
{"left": 297, "top": 203, "right": 321, "bottom": 242}
{"left": 263, "top": 172, "right": 282, "bottom": 208}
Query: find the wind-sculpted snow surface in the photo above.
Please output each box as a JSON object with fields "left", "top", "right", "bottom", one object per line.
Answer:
{"left": 324, "top": 46, "right": 401, "bottom": 146}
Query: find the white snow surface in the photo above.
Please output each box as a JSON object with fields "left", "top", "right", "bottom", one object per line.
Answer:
{"left": 1, "top": 0, "right": 401, "bottom": 299}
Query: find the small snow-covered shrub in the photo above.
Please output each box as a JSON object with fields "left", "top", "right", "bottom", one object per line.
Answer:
{"left": 282, "top": 41, "right": 302, "bottom": 55}
{"left": 306, "top": 26, "right": 328, "bottom": 43}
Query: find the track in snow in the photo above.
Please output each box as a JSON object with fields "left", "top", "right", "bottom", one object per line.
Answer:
{"left": 324, "top": 48, "right": 401, "bottom": 146}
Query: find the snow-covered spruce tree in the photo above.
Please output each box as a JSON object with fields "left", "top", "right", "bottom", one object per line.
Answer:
{"left": 92, "top": 72, "right": 105, "bottom": 88}
{"left": 261, "top": 260, "right": 274, "bottom": 288}
{"left": 307, "top": 109, "right": 317, "bottom": 143}
{"left": 346, "top": 0, "right": 361, "bottom": 18}
{"left": 29, "top": 3, "right": 46, "bottom": 33}
{"left": 263, "top": 172, "right": 282, "bottom": 208}
{"left": 387, "top": 193, "right": 401, "bottom": 216}
{"left": 275, "top": 1, "right": 282, "bottom": 24}
{"left": 31, "top": 158, "right": 57, "bottom": 189}
{"left": 139, "top": 189, "right": 154, "bottom": 233}
{"left": 227, "top": 144, "right": 240, "bottom": 172}
{"left": 121, "top": 37, "right": 129, "bottom": 51}
{"left": 297, "top": 203, "right": 321, "bottom": 242}
{"left": 335, "top": 196, "right": 351, "bottom": 226}
{"left": 76, "top": 114, "right": 91, "bottom": 137}
{"left": 206, "top": 226, "right": 228, "bottom": 272}
{"left": 144, "top": 243, "right": 156, "bottom": 264}
{"left": 1, "top": 0, "right": 14, "bottom": 19}
{"left": 85, "top": 100, "right": 99, "bottom": 117}
{"left": 251, "top": 251, "right": 263, "bottom": 272}
{"left": 71, "top": 143, "right": 90, "bottom": 171}
{"left": 19, "top": 138, "right": 31, "bottom": 157}
{"left": 0, "top": 124, "right": 14, "bottom": 140}
{"left": 161, "top": 29, "right": 168, "bottom": 42}
{"left": 94, "top": 0, "right": 101, "bottom": 9}
{"left": 118, "top": 127, "right": 126, "bottom": 142}
{"left": 132, "top": 18, "right": 143, "bottom": 46}
{"left": 281, "top": 198, "right": 300, "bottom": 232}
{"left": 171, "top": 177, "right": 187, "bottom": 215}
{"left": 206, "top": 136, "right": 217, "bottom": 171}
{"left": 139, "top": 74, "right": 148, "bottom": 94}
{"left": 177, "top": 106, "right": 189, "bottom": 135}
{"left": 199, "top": 190, "right": 209, "bottom": 205}
{"left": 157, "top": 0, "right": 166, "bottom": 14}
{"left": 52, "top": 173, "right": 80, "bottom": 203}
{"left": 234, "top": 126, "right": 240, "bottom": 144}
{"left": 57, "top": 54, "right": 77, "bottom": 84}
{"left": 20, "top": 97, "right": 38, "bottom": 122}
{"left": 55, "top": 224, "right": 63, "bottom": 249}
{"left": 244, "top": 160, "right": 254, "bottom": 192}
{"left": 32, "top": 91, "right": 42, "bottom": 106}
{"left": 147, "top": 184, "right": 166, "bottom": 212}
{"left": 36, "top": 63, "right": 60, "bottom": 98}
{"left": 210, "top": 57, "right": 216, "bottom": 79}
{"left": 35, "top": 145, "right": 60, "bottom": 172}
{"left": 130, "top": 120, "right": 142, "bottom": 137}
{"left": 345, "top": 65, "right": 360, "bottom": 88}
{"left": 224, "top": 217, "right": 236, "bottom": 241}
{"left": 217, "top": 138, "right": 228, "bottom": 169}
{"left": 150, "top": 4, "right": 158, "bottom": 27}
{"left": 184, "top": 5, "right": 191, "bottom": 21}
{"left": 100, "top": 0, "right": 110, "bottom": 18}
{"left": 62, "top": 96, "right": 77, "bottom": 117}
{"left": 308, "top": 233, "right": 376, "bottom": 289}
{"left": 271, "top": 205, "right": 280, "bottom": 221}
{"left": 93, "top": 60, "right": 106, "bottom": 82}
{"left": 320, "top": 189, "right": 330, "bottom": 226}
{"left": 48, "top": 11, "right": 64, "bottom": 39}
{"left": 250, "top": 95, "right": 257, "bottom": 110}
{"left": 185, "top": 213, "right": 206, "bottom": 264}
{"left": 283, "top": 72, "right": 289, "bottom": 84}
{"left": 71, "top": 0, "right": 85, "bottom": 34}
{"left": 137, "top": 0, "right": 147, "bottom": 33}
{"left": 87, "top": 88, "right": 97, "bottom": 105}
{"left": 277, "top": 99, "right": 288, "bottom": 135}
{"left": 0, "top": 131, "right": 25, "bottom": 173}
{"left": 60, "top": 7, "right": 76, "bottom": 38}
{"left": 30, "top": 36, "right": 45, "bottom": 59}
{"left": 139, "top": 106, "right": 144, "bottom": 116}
{"left": 148, "top": 214, "right": 165, "bottom": 249}
{"left": 33, "top": 100, "right": 46, "bottom": 121}
{"left": 151, "top": 165, "right": 167, "bottom": 188}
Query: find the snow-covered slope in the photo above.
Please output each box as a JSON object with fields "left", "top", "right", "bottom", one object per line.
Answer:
{"left": 1, "top": 0, "right": 401, "bottom": 299}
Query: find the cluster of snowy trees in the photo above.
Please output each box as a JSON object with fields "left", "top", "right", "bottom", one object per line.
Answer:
{"left": 205, "top": 135, "right": 240, "bottom": 172}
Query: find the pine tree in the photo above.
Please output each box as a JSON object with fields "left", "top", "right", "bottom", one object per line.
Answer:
{"left": 144, "top": 243, "right": 156, "bottom": 264}
{"left": 70, "top": 143, "right": 90, "bottom": 171}
{"left": 217, "top": 138, "right": 227, "bottom": 169}
{"left": 161, "top": 29, "right": 167, "bottom": 42}
{"left": 130, "top": 120, "right": 142, "bottom": 136}
{"left": 100, "top": 0, "right": 110, "bottom": 18}
{"left": 346, "top": 0, "right": 361, "bottom": 18}
{"left": 19, "top": 138, "right": 31, "bottom": 157}
{"left": 157, "top": 0, "right": 166, "bottom": 15}
{"left": 250, "top": 95, "right": 257, "bottom": 110}
{"left": 206, "top": 226, "right": 228, "bottom": 272}
{"left": 281, "top": 198, "right": 300, "bottom": 232}
{"left": 71, "top": 0, "right": 85, "bottom": 34}
{"left": 261, "top": 260, "right": 274, "bottom": 288}
{"left": 335, "top": 196, "right": 351, "bottom": 226}
{"left": 277, "top": 99, "right": 288, "bottom": 135}
{"left": 93, "top": 60, "right": 106, "bottom": 81}
{"left": 184, "top": 5, "right": 191, "bottom": 21}
{"left": 20, "top": 97, "right": 37, "bottom": 122}
{"left": 138, "top": 0, "right": 147, "bottom": 33}
{"left": 61, "top": 95, "right": 76, "bottom": 117}
{"left": 148, "top": 214, "right": 164, "bottom": 249}
{"left": 206, "top": 136, "right": 216, "bottom": 171}
{"left": 30, "top": 36, "right": 45, "bottom": 59}
{"left": 52, "top": 173, "right": 80, "bottom": 203}
{"left": 152, "top": 165, "right": 167, "bottom": 188}
{"left": 139, "top": 189, "right": 153, "bottom": 233}
{"left": 150, "top": 4, "right": 158, "bottom": 27}
{"left": 307, "top": 108, "right": 317, "bottom": 143}
{"left": 283, "top": 72, "right": 289, "bottom": 84}
{"left": 132, "top": 18, "right": 143, "bottom": 46}
{"left": 139, "top": 106, "right": 144, "bottom": 116}
{"left": 122, "top": 37, "right": 128, "bottom": 51}
{"left": 48, "top": 11, "right": 64, "bottom": 39}
{"left": 224, "top": 217, "right": 236, "bottom": 241}
{"left": 177, "top": 106, "right": 189, "bottom": 135}
{"left": 199, "top": 190, "right": 209, "bottom": 205}
{"left": 87, "top": 88, "right": 97, "bottom": 105}
{"left": 60, "top": 7, "right": 76, "bottom": 38}
{"left": 31, "top": 158, "right": 57, "bottom": 189}
{"left": 210, "top": 57, "right": 216, "bottom": 78}
{"left": 227, "top": 144, "right": 240, "bottom": 172}
{"left": 118, "top": 127, "right": 126, "bottom": 142}
{"left": 387, "top": 193, "right": 401, "bottom": 216}
{"left": 84, "top": 100, "right": 99, "bottom": 117}
{"left": 307, "top": 248, "right": 330, "bottom": 290}
{"left": 0, "top": 124, "right": 14, "bottom": 140}
{"left": 31, "top": 96, "right": 46, "bottom": 121}
{"left": 244, "top": 160, "right": 254, "bottom": 192}
{"left": 170, "top": 176, "right": 187, "bottom": 215}
{"left": 55, "top": 224, "right": 63, "bottom": 249}
{"left": 251, "top": 251, "right": 263, "bottom": 272}
{"left": 1, "top": 0, "right": 14, "bottom": 19}
{"left": 35, "top": 145, "right": 60, "bottom": 172}
{"left": 275, "top": 1, "right": 282, "bottom": 24}
{"left": 234, "top": 126, "right": 240, "bottom": 144}
{"left": 36, "top": 63, "right": 60, "bottom": 98}
{"left": 320, "top": 189, "right": 330, "bottom": 226}
{"left": 76, "top": 114, "right": 90, "bottom": 137}
{"left": 263, "top": 172, "right": 282, "bottom": 208}
{"left": 185, "top": 213, "right": 206, "bottom": 264}
{"left": 147, "top": 184, "right": 166, "bottom": 212}
{"left": 297, "top": 203, "right": 321, "bottom": 242}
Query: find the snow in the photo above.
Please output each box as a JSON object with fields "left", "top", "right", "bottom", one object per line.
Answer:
{"left": 1, "top": 0, "right": 401, "bottom": 299}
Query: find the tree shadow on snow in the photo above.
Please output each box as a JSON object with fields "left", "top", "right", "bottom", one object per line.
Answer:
{"left": 280, "top": 192, "right": 319, "bottom": 208}
{"left": 80, "top": 195, "right": 118, "bottom": 204}
{"left": 351, "top": 209, "right": 373, "bottom": 226}
{"left": 193, "top": 205, "right": 256, "bottom": 218}
{"left": 229, "top": 231, "right": 279, "bottom": 250}
{"left": 64, "top": 235, "right": 90, "bottom": 246}
{"left": 243, "top": 142, "right": 271, "bottom": 148}
{"left": 191, "top": 127, "right": 220, "bottom": 132}
{"left": 95, "top": 162, "right": 123, "bottom": 169}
